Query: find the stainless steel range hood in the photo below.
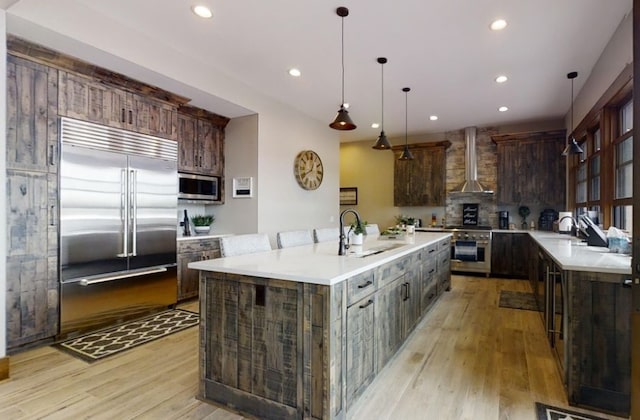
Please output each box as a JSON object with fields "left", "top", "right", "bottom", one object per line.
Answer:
{"left": 451, "top": 127, "right": 493, "bottom": 194}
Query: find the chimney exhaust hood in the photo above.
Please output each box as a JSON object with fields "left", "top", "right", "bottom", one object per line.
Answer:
{"left": 451, "top": 127, "right": 493, "bottom": 194}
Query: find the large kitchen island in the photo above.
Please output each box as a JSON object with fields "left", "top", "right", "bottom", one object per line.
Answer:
{"left": 189, "top": 232, "right": 451, "bottom": 419}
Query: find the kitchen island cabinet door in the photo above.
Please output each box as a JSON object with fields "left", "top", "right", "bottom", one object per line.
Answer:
{"left": 375, "top": 275, "right": 405, "bottom": 371}
{"left": 345, "top": 294, "right": 376, "bottom": 405}
{"left": 177, "top": 239, "right": 220, "bottom": 301}
{"left": 491, "top": 233, "right": 529, "bottom": 278}
{"left": 200, "top": 274, "right": 301, "bottom": 418}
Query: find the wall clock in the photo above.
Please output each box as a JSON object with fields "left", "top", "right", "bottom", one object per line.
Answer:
{"left": 294, "top": 150, "right": 324, "bottom": 190}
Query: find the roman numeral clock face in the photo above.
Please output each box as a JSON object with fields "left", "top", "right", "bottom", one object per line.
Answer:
{"left": 294, "top": 150, "right": 324, "bottom": 190}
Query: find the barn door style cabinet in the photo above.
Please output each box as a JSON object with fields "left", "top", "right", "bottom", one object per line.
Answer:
{"left": 393, "top": 141, "right": 451, "bottom": 206}
{"left": 6, "top": 54, "right": 60, "bottom": 350}
{"left": 176, "top": 238, "right": 221, "bottom": 301}
{"left": 177, "top": 105, "right": 228, "bottom": 178}
{"left": 491, "top": 130, "right": 566, "bottom": 208}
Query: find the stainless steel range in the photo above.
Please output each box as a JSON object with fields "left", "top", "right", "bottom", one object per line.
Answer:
{"left": 445, "top": 226, "right": 492, "bottom": 276}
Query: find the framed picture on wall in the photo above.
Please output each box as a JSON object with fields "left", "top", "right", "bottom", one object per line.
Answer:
{"left": 340, "top": 187, "right": 358, "bottom": 205}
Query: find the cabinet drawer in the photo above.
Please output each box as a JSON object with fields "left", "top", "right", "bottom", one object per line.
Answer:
{"left": 346, "top": 270, "right": 376, "bottom": 306}
{"left": 424, "top": 242, "right": 438, "bottom": 257}
{"left": 438, "top": 238, "right": 451, "bottom": 251}
{"left": 423, "top": 259, "right": 437, "bottom": 281}
{"left": 437, "top": 252, "right": 450, "bottom": 272}
{"left": 421, "top": 283, "right": 438, "bottom": 313}
{"left": 177, "top": 238, "right": 220, "bottom": 254}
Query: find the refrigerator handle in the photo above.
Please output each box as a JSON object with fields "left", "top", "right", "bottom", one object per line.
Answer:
{"left": 131, "top": 169, "right": 137, "bottom": 257}
{"left": 117, "top": 169, "right": 129, "bottom": 258}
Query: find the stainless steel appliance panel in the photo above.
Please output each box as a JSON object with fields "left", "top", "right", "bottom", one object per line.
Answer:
{"left": 60, "top": 145, "right": 129, "bottom": 281}
{"left": 128, "top": 154, "right": 177, "bottom": 270}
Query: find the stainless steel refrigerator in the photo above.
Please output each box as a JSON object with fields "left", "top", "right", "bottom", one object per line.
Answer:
{"left": 59, "top": 117, "right": 178, "bottom": 338}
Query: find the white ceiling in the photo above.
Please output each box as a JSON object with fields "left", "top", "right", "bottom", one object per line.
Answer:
{"left": 3, "top": 0, "right": 633, "bottom": 142}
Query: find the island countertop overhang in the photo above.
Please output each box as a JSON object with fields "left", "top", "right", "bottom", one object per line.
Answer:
{"left": 188, "top": 232, "right": 452, "bottom": 285}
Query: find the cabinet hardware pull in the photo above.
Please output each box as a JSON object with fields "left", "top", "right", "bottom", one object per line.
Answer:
{"left": 359, "top": 299, "right": 373, "bottom": 309}
{"left": 129, "top": 110, "right": 133, "bottom": 124}
{"left": 121, "top": 108, "right": 126, "bottom": 123}
{"left": 49, "top": 145, "right": 54, "bottom": 166}
{"left": 357, "top": 280, "right": 373, "bottom": 289}
{"left": 623, "top": 279, "right": 632, "bottom": 288}
{"left": 428, "top": 249, "right": 435, "bottom": 253}
{"left": 405, "top": 282, "right": 410, "bottom": 299}
{"left": 50, "top": 205, "right": 55, "bottom": 226}
{"left": 429, "top": 293, "right": 435, "bottom": 299}
{"left": 428, "top": 269, "right": 435, "bottom": 274}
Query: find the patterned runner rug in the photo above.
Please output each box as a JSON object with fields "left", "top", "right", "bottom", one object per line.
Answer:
{"left": 57, "top": 309, "right": 199, "bottom": 362}
{"left": 535, "top": 402, "right": 608, "bottom": 420}
{"left": 498, "top": 290, "right": 540, "bottom": 312}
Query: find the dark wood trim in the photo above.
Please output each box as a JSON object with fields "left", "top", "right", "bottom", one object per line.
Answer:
{"left": 391, "top": 140, "right": 451, "bottom": 151}
{"left": 573, "top": 64, "right": 633, "bottom": 141}
{"left": 7, "top": 35, "right": 192, "bottom": 107}
{"left": 178, "top": 104, "right": 230, "bottom": 129}
{"left": 0, "top": 356, "right": 9, "bottom": 380}
{"left": 632, "top": 3, "right": 640, "bottom": 419}
{"left": 491, "top": 129, "right": 566, "bottom": 144}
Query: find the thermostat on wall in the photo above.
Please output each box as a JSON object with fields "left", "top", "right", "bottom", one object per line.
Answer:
{"left": 233, "top": 177, "right": 253, "bottom": 198}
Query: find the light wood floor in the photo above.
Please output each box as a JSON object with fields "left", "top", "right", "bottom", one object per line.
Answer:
{"left": 0, "top": 276, "right": 627, "bottom": 419}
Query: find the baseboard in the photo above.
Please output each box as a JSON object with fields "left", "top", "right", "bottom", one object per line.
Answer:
{"left": 0, "top": 356, "right": 9, "bottom": 380}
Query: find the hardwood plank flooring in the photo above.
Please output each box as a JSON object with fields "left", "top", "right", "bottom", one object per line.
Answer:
{"left": 0, "top": 276, "right": 627, "bottom": 419}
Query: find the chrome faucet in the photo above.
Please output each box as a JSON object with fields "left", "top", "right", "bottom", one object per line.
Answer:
{"left": 339, "top": 208, "right": 362, "bottom": 255}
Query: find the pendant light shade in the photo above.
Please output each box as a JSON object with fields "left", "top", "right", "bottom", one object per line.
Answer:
{"left": 398, "top": 87, "right": 414, "bottom": 161}
{"left": 561, "top": 71, "right": 583, "bottom": 156}
{"left": 330, "top": 7, "right": 356, "bottom": 131}
{"left": 372, "top": 57, "right": 392, "bottom": 149}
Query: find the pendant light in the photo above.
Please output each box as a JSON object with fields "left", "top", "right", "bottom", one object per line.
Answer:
{"left": 561, "top": 71, "right": 583, "bottom": 156}
{"left": 398, "top": 87, "right": 414, "bottom": 160}
{"left": 329, "top": 7, "right": 356, "bottom": 130}
{"left": 372, "top": 57, "right": 392, "bottom": 149}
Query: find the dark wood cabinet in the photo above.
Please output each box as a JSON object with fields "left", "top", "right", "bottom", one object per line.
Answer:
{"left": 491, "top": 233, "right": 529, "bottom": 278}
{"left": 492, "top": 130, "right": 566, "bottom": 208}
{"left": 393, "top": 141, "right": 450, "bottom": 206}
{"left": 6, "top": 55, "right": 60, "bottom": 350}
{"left": 177, "top": 238, "right": 220, "bottom": 301}
{"left": 177, "top": 106, "right": 228, "bottom": 178}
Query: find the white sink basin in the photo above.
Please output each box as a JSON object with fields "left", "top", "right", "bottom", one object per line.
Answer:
{"left": 348, "top": 243, "right": 405, "bottom": 258}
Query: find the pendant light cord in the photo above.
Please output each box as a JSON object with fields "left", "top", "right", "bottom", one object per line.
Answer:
{"left": 405, "top": 89, "right": 408, "bottom": 146}
{"left": 381, "top": 63, "right": 384, "bottom": 130}
{"left": 340, "top": 15, "right": 345, "bottom": 107}
{"left": 570, "top": 77, "right": 574, "bottom": 135}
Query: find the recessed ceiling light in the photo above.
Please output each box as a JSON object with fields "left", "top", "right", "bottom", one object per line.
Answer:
{"left": 288, "top": 68, "right": 301, "bottom": 77}
{"left": 192, "top": 5, "right": 212, "bottom": 19}
{"left": 498, "top": 106, "right": 509, "bottom": 112}
{"left": 371, "top": 123, "right": 380, "bottom": 129}
{"left": 343, "top": 103, "right": 350, "bottom": 109}
{"left": 429, "top": 115, "right": 438, "bottom": 121}
{"left": 495, "top": 75, "right": 508, "bottom": 83}
{"left": 490, "top": 19, "right": 507, "bottom": 31}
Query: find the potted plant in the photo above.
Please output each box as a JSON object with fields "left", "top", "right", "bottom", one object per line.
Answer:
{"left": 191, "top": 214, "right": 215, "bottom": 234}
{"left": 350, "top": 220, "right": 367, "bottom": 245}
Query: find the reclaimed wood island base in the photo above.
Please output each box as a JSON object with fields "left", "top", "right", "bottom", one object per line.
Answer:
{"left": 189, "top": 233, "right": 451, "bottom": 419}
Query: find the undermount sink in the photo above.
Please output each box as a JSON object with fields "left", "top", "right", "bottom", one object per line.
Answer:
{"left": 347, "top": 243, "right": 405, "bottom": 258}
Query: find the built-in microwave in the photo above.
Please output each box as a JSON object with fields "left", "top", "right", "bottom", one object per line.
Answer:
{"left": 178, "top": 173, "right": 220, "bottom": 202}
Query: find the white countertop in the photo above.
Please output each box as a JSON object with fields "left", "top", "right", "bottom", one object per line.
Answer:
{"left": 189, "top": 232, "right": 451, "bottom": 285}
{"left": 529, "top": 231, "right": 631, "bottom": 275}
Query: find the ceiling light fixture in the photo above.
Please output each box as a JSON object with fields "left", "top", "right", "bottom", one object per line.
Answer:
{"left": 398, "top": 87, "right": 414, "bottom": 161}
{"left": 329, "top": 7, "right": 356, "bottom": 130}
{"left": 498, "top": 106, "right": 509, "bottom": 112}
{"left": 371, "top": 123, "right": 380, "bottom": 129}
{"left": 490, "top": 19, "right": 507, "bottom": 31}
{"left": 562, "top": 71, "right": 584, "bottom": 156}
{"left": 288, "top": 68, "right": 301, "bottom": 77}
{"left": 429, "top": 115, "right": 438, "bottom": 121}
{"left": 192, "top": 5, "right": 213, "bottom": 18}
{"left": 495, "top": 75, "right": 508, "bottom": 83}
{"left": 372, "top": 57, "right": 392, "bottom": 149}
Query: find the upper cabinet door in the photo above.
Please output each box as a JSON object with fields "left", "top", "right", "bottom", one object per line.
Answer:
{"left": 177, "top": 111, "right": 225, "bottom": 177}
{"left": 177, "top": 113, "right": 198, "bottom": 173}
{"left": 7, "top": 56, "right": 58, "bottom": 173}
{"left": 393, "top": 142, "right": 449, "bottom": 206}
